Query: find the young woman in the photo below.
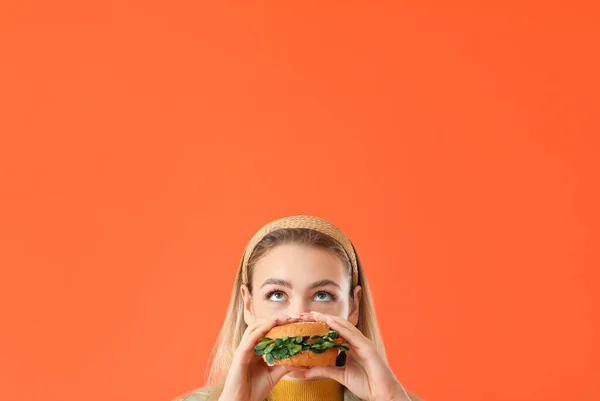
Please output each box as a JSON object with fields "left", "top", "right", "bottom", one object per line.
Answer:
{"left": 175, "top": 215, "right": 423, "bottom": 401}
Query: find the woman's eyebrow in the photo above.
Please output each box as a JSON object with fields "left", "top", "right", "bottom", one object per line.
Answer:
{"left": 260, "top": 278, "right": 292, "bottom": 288}
{"left": 259, "top": 278, "right": 341, "bottom": 290}
{"left": 308, "top": 279, "right": 341, "bottom": 290}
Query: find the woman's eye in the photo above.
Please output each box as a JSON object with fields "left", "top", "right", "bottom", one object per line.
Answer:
{"left": 267, "top": 291, "right": 287, "bottom": 302}
{"left": 314, "top": 291, "right": 334, "bottom": 302}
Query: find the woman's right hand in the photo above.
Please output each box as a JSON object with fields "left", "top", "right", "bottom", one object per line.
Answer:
{"left": 219, "top": 314, "right": 307, "bottom": 401}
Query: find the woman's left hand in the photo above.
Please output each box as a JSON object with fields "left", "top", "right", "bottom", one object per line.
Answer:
{"left": 299, "top": 311, "right": 412, "bottom": 401}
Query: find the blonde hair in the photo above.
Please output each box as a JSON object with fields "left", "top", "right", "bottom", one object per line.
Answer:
{"left": 180, "top": 223, "right": 388, "bottom": 401}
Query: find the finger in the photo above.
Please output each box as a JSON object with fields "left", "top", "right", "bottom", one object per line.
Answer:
{"left": 298, "top": 312, "right": 317, "bottom": 322}
{"left": 308, "top": 312, "right": 374, "bottom": 360}
{"left": 246, "top": 314, "right": 299, "bottom": 339}
{"left": 234, "top": 319, "right": 279, "bottom": 365}
{"left": 248, "top": 314, "right": 298, "bottom": 331}
{"left": 269, "top": 365, "right": 308, "bottom": 384}
{"left": 303, "top": 365, "right": 347, "bottom": 385}
{"left": 344, "top": 348, "right": 366, "bottom": 369}
{"left": 345, "top": 338, "right": 397, "bottom": 383}
{"left": 236, "top": 315, "right": 300, "bottom": 364}
{"left": 249, "top": 315, "right": 298, "bottom": 339}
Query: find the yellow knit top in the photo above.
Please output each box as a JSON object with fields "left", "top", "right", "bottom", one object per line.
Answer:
{"left": 269, "top": 378, "right": 344, "bottom": 401}
{"left": 176, "top": 379, "right": 347, "bottom": 401}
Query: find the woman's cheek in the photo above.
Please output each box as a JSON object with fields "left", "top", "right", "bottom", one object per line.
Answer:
{"left": 260, "top": 300, "right": 287, "bottom": 314}
{"left": 256, "top": 299, "right": 344, "bottom": 317}
{"left": 312, "top": 303, "right": 342, "bottom": 315}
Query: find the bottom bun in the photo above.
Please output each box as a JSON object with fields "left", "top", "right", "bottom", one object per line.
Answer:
{"left": 263, "top": 348, "right": 339, "bottom": 366}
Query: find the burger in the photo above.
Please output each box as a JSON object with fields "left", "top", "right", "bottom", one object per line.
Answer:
{"left": 253, "top": 322, "right": 350, "bottom": 366}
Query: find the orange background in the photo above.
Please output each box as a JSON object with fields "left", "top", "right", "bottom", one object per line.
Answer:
{"left": 0, "top": 2, "right": 598, "bottom": 401}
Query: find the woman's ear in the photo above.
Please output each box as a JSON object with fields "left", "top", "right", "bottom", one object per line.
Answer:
{"left": 240, "top": 284, "right": 255, "bottom": 325}
{"left": 347, "top": 285, "right": 362, "bottom": 326}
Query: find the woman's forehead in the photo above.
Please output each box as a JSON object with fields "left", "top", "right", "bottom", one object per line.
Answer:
{"left": 252, "top": 243, "right": 349, "bottom": 286}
